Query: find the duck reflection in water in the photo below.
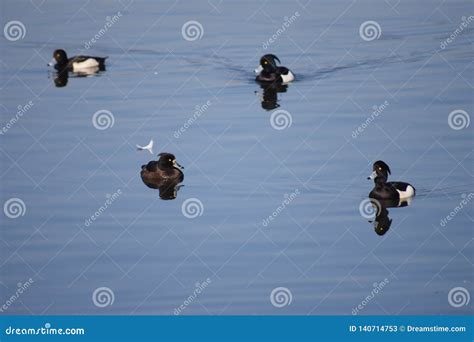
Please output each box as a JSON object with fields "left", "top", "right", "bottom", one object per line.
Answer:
{"left": 368, "top": 198, "right": 412, "bottom": 236}
{"left": 255, "top": 83, "right": 288, "bottom": 110}
{"left": 140, "top": 153, "right": 184, "bottom": 200}
{"left": 52, "top": 66, "right": 103, "bottom": 88}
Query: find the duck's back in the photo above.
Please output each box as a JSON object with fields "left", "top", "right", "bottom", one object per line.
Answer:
{"left": 141, "top": 163, "right": 183, "bottom": 183}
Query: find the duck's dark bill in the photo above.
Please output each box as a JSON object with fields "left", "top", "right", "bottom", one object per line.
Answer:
{"left": 367, "top": 171, "right": 377, "bottom": 180}
{"left": 174, "top": 160, "right": 184, "bottom": 169}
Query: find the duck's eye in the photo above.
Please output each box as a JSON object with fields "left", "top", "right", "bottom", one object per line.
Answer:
{"left": 263, "top": 61, "right": 267, "bottom": 64}
{"left": 169, "top": 158, "right": 172, "bottom": 161}
{"left": 378, "top": 167, "right": 382, "bottom": 170}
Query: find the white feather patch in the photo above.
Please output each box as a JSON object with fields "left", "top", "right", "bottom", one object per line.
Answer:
{"left": 397, "top": 185, "right": 415, "bottom": 199}
{"left": 72, "top": 58, "right": 99, "bottom": 70}
{"left": 281, "top": 71, "right": 295, "bottom": 83}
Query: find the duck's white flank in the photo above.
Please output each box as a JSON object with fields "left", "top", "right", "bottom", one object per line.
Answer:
{"left": 281, "top": 70, "right": 295, "bottom": 83}
{"left": 72, "top": 58, "right": 99, "bottom": 70}
{"left": 396, "top": 185, "right": 415, "bottom": 199}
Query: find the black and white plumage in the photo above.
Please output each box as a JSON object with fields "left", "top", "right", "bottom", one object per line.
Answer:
{"left": 368, "top": 160, "right": 416, "bottom": 200}
{"left": 254, "top": 54, "right": 294, "bottom": 84}
{"left": 48, "top": 49, "right": 107, "bottom": 72}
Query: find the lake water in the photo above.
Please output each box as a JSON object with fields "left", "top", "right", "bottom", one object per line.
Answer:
{"left": 1, "top": 0, "right": 473, "bottom": 316}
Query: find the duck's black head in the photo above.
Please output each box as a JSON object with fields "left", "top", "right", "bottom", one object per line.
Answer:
{"left": 367, "top": 199, "right": 392, "bottom": 236}
{"left": 258, "top": 54, "right": 281, "bottom": 73}
{"left": 374, "top": 215, "right": 392, "bottom": 236}
{"left": 53, "top": 49, "right": 68, "bottom": 65}
{"left": 157, "top": 152, "right": 184, "bottom": 169}
{"left": 368, "top": 160, "right": 391, "bottom": 181}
